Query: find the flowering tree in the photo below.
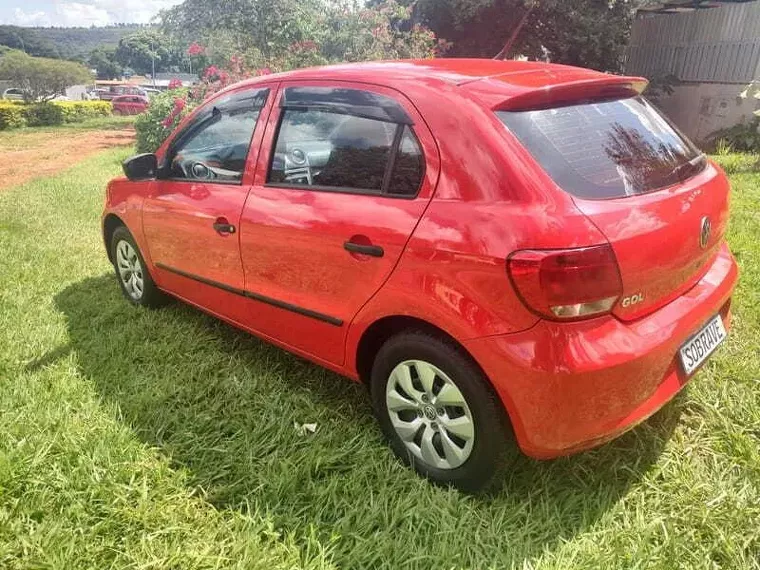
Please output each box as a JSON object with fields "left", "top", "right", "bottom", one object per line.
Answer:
{"left": 136, "top": 0, "right": 441, "bottom": 152}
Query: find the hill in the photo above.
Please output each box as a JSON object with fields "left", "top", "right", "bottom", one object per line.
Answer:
{"left": 0, "top": 24, "right": 149, "bottom": 61}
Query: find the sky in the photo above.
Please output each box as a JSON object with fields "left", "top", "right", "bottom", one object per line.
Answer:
{"left": 0, "top": 0, "right": 183, "bottom": 27}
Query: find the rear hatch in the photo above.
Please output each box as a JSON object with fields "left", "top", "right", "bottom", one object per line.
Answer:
{"left": 497, "top": 96, "right": 730, "bottom": 321}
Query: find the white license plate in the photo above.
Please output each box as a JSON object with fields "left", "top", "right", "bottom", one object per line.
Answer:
{"left": 679, "top": 315, "right": 727, "bottom": 376}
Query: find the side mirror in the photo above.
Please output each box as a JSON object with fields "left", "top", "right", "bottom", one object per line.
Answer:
{"left": 123, "top": 153, "right": 157, "bottom": 181}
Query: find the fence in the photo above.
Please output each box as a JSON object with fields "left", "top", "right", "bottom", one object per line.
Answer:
{"left": 625, "top": 1, "right": 760, "bottom": 84}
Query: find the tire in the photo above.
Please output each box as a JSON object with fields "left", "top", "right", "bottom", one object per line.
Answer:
{"left": 370, "top": 330, "right": 517, "bottom": 493}
{"left": 110, "top": 225, "right": 168, "bottom": 308}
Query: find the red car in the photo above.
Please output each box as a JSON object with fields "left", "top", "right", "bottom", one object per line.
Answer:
{"left": 112, "top": 95, "right": 149, "bottom": 115}
{"left": 103, "top": 59, "right": 738, "bottom": 492}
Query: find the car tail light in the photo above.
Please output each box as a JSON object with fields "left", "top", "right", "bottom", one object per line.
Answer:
{"left": 507, "top": 245, "right": 623, "bottom": 321}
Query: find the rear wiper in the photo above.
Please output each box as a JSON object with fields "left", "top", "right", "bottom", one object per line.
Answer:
{"left": 671, "top": 154, "right": 707, "bottom": 182}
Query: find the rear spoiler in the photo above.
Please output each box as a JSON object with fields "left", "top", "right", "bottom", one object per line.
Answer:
{"left": 495, "top": 76, "right": 649, "bottom": 112}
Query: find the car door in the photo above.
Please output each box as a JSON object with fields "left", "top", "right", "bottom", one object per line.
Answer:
{"left": 143, "top": 85, "right": 274, "bottom": 320}
{"left": 239, "top": 81, "right": 440, "bottom": 365}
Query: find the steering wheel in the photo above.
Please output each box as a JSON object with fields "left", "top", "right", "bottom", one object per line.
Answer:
{"left": 173, "top": 154, "right": 215, "bottom": 180}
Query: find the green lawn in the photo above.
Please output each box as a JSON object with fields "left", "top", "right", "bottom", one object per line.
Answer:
{"left": 0, "top": 149, "right": 758, "bottom": 569}
{"left": 0, "top": 115, "right": 134, "bottom": 150}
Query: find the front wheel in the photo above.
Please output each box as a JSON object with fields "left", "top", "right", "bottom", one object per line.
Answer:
{"left": 370, "top": 330, "right": 517, "bottom": 493}
{"left": 110, "top": 225, "right": 168, "bottom": 308}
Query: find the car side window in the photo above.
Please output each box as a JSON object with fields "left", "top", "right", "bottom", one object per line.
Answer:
{"left": 267, "top": 87, "right": 425, "bottom": 197}
{"left": 387, "top": 126, "right": 424, "bottom": 196}
{"left": 164, "top": 88, "right": 269, "bottom": 184}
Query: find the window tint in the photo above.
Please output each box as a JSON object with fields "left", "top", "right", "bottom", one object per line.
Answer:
{"left": 166, "top": 90, "right": 267, "bottom": 183}
{"left": 387, "top": 127, "right": 424, "bottom": 196}
{"left": 497, "top": 97, "right": 704, "bottom": 199}
{"left": 268, "top": 109, "right": 397, "bottom": 191}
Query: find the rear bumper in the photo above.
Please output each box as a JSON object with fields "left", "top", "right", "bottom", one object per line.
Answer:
{"left": 465, "top": 242, "right": 738, "bottom": 459}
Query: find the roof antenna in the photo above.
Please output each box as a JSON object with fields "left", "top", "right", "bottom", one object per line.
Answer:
{"left": 493, "top": 1, "right": 537, "bottom": 60}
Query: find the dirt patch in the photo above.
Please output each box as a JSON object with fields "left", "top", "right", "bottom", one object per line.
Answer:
{"left": 0, "top": 128, "right": 135, "bottom": 191}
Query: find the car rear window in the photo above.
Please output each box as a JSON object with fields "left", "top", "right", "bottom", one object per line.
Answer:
{"left": 497, "top": 96, "right": 705, "bottom": 200}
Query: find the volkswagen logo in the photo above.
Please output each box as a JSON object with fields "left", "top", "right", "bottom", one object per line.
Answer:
{"left": 699, "top": 216, "right": 711, "bottom": 249}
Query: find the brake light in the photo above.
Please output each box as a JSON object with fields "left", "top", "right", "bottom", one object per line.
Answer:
{"left": 507, "top": 245, "right": 623, "bottom": 321}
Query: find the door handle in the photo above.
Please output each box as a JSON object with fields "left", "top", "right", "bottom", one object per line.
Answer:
{"left": 344, "top": 241, "right": 384, "bottom": 258}
{"left": 213, "top": 221, "right": 236, "bottom": 234}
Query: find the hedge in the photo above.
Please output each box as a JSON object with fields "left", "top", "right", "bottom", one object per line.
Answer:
{"left": 55, "top": 100, "right": 111, "bottom": 123}
{"left": 0, "top": 102, "right": 25, "bottom": 130}
{"left": 0, "top": 100, "right": 112, "bottom": 130}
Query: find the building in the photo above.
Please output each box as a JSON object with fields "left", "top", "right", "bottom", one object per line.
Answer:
{"left": 626, "top": 0, "right": 760, "bottom": 143}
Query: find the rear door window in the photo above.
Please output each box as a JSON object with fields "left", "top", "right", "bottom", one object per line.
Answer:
{"left": 267, "top": 86, "right": 425, "bottom": 196}
{"left": 497, "top": 96, "right": 705, "bottom": 199}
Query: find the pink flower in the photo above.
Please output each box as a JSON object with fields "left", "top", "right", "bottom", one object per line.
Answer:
{"left": 168, "top": 78, "right": 183, "bottom": 90}
{"left": 203, "top": 65, "right": 219, "bottom": 79}
{"left": 187, "top": 42, "right": 205, "bottom": 56}
{"left": 256, "top": 67, "right": 272, "bottom": 76}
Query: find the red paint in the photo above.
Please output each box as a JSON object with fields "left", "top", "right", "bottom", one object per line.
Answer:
{"left": 111, "top": 95, "right": 149, "bottom": 115}
{"left": 103, "top": 59, "right": 738, "bottom": 458}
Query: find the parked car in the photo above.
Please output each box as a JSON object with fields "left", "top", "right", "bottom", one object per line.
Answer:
{"left": 97, "top": 85, "right": 147, "bottom": 101}
{"left": 2, "top": 88, "right": 70, "bottom": 102}
{"left": 111, "top": 95, "right": 149, "bottom": 115}
{"left": 2, "top": 88, "right": 25, "bottom": 101}
{"left": 103, "top": 59, "right": 738, "bottom": 492}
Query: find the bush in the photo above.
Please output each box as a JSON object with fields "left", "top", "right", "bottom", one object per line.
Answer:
{"left": 709, "top": 118, "right": 760, "bottom": 153}
{"left": 24, "top": 103, "right": 64, "bottom": 127}
{"left": 135, "top": 89, "right": 193, "bottom": 153}
{"left": 54, "top": 100, "right": 112, "bottom": 123}
{"left": 0, "top": 101, "right": 112, "bottom": 130}
{"left": 0, "top": 102, "right": 26, "bottom": 130}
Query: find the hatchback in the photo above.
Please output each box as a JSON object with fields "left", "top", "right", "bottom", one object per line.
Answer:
{"left": 103, "top": 59, "right": 737, "bottom": 492}
{"left": 112, "top": 95, "right": 149, "bottom": 116}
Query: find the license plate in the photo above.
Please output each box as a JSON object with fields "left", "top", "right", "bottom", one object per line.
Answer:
{"left": 679, "top": 315, "right": 727, "bottom": 376}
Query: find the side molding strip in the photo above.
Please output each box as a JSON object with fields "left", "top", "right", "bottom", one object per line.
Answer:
{"left": 155, "top": 262, "right": 344, "bottom": 326}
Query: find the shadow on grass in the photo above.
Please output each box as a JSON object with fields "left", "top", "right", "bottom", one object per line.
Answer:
{"left": 54, "top": 275, "right": 684, "bottom": 568}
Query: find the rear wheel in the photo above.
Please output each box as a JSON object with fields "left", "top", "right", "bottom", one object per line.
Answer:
{"left": 110, "top": 225, "right": 168, "bottom": 308}
{"left": 370, "top": 330, "right": 516, "bottom": 493}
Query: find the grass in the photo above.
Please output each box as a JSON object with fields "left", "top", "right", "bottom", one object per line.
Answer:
{"left": 0, "top": 149, "right": 758, "bottom": 569}
{"left": 0, "top": 116, "right": 134, "bottom": 150}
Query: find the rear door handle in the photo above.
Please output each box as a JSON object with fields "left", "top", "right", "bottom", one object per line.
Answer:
{"left": 213, "top": 222, "right": 236, "bottom": 234}
{"left": 344, "top": 241, "right": 384, "bottom": 258}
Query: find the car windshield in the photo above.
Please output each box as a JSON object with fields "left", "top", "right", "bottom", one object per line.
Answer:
{"left": 497, "top": 96, "right": 705, "bottom": 200}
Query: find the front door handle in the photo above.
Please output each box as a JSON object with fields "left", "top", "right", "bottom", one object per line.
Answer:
{"left": 344, "top": 241, "right": 384, "bottom": 258}
{"left": 213, "top": 221, "right": 236, "bottom": 234}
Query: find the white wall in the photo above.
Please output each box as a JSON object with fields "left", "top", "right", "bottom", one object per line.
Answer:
{"left": 655, "top": 82, "right": 760, "bottom": 144}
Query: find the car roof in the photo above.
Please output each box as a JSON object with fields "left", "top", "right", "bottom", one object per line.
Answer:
{"left": 223, "top": 59, "right": 644, "bottom": 109}
{"left": 236, "top": 59, "right": 596, "bottom": 86}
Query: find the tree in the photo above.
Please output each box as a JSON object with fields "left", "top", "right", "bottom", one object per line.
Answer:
{"left": 89, "top": 47, "right": 123, "bottom": 80}
{"left": 160, "top": 0, "right": 437, "bottom": 71}
{"left": 0, "top": 25, "right": 60, "bottom": 58}
{"left": 115, "top": 30, "right": 180, "bottom": 76}
{"left": 0, "top": 50, "right": 92, "bottom": 102}
{"left": 413, "top": 0, "right": 645, "bottom": 73}
{"left": 161, "top": 0, "right": 326, "bottom": 60}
